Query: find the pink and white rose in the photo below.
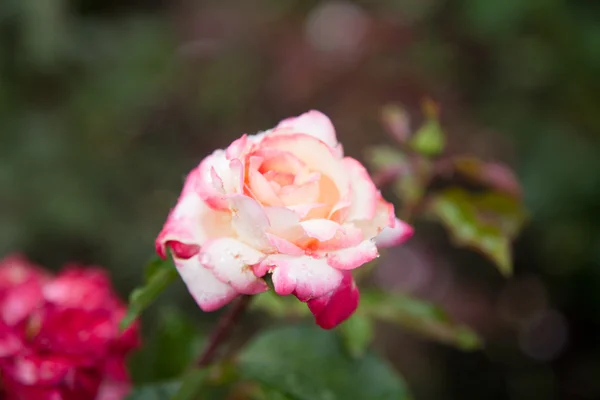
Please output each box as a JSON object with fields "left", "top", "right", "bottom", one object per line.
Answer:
{"left": 156, "top": 110, "right": 413, "bottom": 329}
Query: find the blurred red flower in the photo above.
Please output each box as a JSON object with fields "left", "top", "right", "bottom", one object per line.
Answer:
{"left": 0, "top": 254, "right": 140, "bottom": 400}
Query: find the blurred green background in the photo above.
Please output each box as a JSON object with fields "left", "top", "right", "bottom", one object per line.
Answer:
{"left": 1, "top": 1, "right": 599, "bottom": 399}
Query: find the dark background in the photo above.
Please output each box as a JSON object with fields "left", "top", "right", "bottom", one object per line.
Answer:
{"left": 1, "top": 1, "right": 599, "bottom": 399}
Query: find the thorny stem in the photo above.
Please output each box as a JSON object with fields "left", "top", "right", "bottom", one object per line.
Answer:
{"left": 196, "top": 294, "right": 252, "bottom": 368}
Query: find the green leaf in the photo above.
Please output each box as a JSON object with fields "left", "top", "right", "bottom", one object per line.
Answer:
{"left": 120, "top": 255, "right": 178, "bottom": 331}
{"left": 126, "top": 381, "right": 179, "bottom": 400}
{"left": 249, "top": 385, "right": 296, "bottom": 400}
{"left": 391, "top": 157, "right": 433, "bottom": 216}
{"left": 450, "top": 156, "right": 522, "bottom": 198}
{"left": 127, "top": 368, "right": 237, "bottom": 400}
{"left": 171, "top": 369, "right": 209, "bottom": 400}
{"left": 393, "top": 169, "right": 426, "bottom": 212}
{"left": 337, "top": 313, "right": 374, "bottom": 358}
{"left": 129, "top": 307, "right": 204, "bottom": 383}
{"left": 361, "top": 290, "right": 481, "bottom": 351}
{"left": 408, "top": 118, "right": 445, "bottom": 156}
{"left": 426, "top": 188, "right": 527, "bottom": 276}
{"left": 238, "top": 325, "right": 411, "bottom": 400}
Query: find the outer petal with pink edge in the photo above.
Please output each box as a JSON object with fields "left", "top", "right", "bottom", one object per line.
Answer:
{"left": 275, "top": 110, "right": 340, "bottom": 151}
{"left": 307, "top": 272, "right": 359, "bottom": 329}
{"left": 375, "top": 217, "right": 414, "bottom": 248}
{"left": 326, "top": 239, "right": 379, "bottom": 270}
{"left": 343, "top": 157, "right": 379, "bottom": 221}
{"left": 155, "top": 169, "right": 206, "bottom": 259}
{"left": 156, "top": 172, "right": 234, "bottom": 259}
{"left": 172, "top": 255, "right": 238, "bottom": 312}
{"left": 256, "top": 255, "right": 344, "bottom": 302}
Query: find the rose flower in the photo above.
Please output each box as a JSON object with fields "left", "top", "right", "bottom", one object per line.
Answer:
{"left": 156, "top": 111, "right": 413, "bottom": 328}
{"left": 0, "top": 254, "right": 139, "bottom": 400}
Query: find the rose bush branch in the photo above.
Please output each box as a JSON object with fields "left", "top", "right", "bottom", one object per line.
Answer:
{"left": 370, "top": 101, "right": 527, "bottom": 276}
{"left": 196, "top": 294, "right": 252, "bottom": 368}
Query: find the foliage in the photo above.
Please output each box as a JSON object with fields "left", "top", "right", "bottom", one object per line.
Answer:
{"left": 129, "top": 307, "right": 204, "bottom": 384}
{"left": 116, "top": 104, "right": 527, "bottom": 399}
{"left": 121, "top": 256, "right": 178, "bottom": 331}
{"left": 426, "top": 188, "right": 526, "bottom": 276}
{"left": 367, "top": 102, "right": 528, "bottom": 276}
{"left": 2, "top": 0, "right": 598, "bottom": 399}
{"left": 238, "top": 325, "right": 411, "bottom": 400}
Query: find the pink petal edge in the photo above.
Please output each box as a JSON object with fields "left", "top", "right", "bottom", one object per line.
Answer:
{"left": 307, "top": 272, "right": 359, "bottom": 329}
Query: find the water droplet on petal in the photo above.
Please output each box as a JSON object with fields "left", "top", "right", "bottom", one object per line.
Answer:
{"left": 200, "top": 253, "right": 211, "bottom": 266}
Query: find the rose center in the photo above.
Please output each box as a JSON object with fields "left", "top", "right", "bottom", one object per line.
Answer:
{"left": 243, "top": 148, "right": 341, "bottom": 218}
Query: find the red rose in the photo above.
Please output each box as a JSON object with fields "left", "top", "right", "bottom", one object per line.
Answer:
{"left": 0, "top": 255, "right": 140, "bottom": 400}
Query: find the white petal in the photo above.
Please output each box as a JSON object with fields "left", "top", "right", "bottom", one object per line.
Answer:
{"left": 228, "top": 195, "right": 272, "bottom": 251}
{"left": 260, "top": 254, "right": 344, "bottom": 301}
{"left": 274, "top": 110, "right": 339, "bottom": 150}
{"left": 173, "top": 256, "right": 238, "bottom": 312}
{"left": 343, "top": 157, "right": 379, "bottom": 221}
{"left": 200, "top": 238, "right": 268, "bottom": 294}
{"left": 375, "top": 217, "right": 414, "bottom": 248}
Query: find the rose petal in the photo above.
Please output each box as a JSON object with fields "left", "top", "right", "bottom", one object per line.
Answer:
{"left": 197, "top": 150, "right": 244, "bottom": 209}
{"left": 307, "top": 271, "right": 359, "bottom": 329}
{"left": 327, "top": 200, "right": 352, "bottom": 223}
{"left": 97, "top": 379, "right": 132, "bottom": 400}
{"left": 256, "top": 149, "right": 306, "bottom": 175}
{"left": 265, "top": 233, "right": 305, "bottom": 256}
{"left": 156, "top": 176, "right": 234, "bottom": 259}
{"left": 293, "top": 170, "right": 320, "bottom": 186}
{"left": 196, "top": 150, "right": 230, "bottom": 209}
{"left": 156, "top": 168, "right": 209, "bottom": 258}
{"left": 343, "top": 157, "right": 379, "bottom": 221}
{"left": 103, "top": 356, "right": 129, "bottom": 382}
{"left": 226, "top": 134, "right": 248, "bottom": 160}
{"left": 5, "top": 353, "right": 73, "bottom": 386}
{"left": 35, "top": 308, "right": 117, "bottom": 359}
{"left": 247, "top": 157, "right": 284, "bottom": 206}
{"left": 286, "top": 203, "right": 327, "bottom": 219}
{"left": 259, "top": 255, "right": 344, "bottom": 301}
{"left": 172, "top": 255, "right": 238, "bottom": 312}
{"left": 259, "top": 134, "right": 348, "bottom": 202}
{"left": 43, "top": 268, "right": 114, "bottom": 310}
{"left": 228, "top": 195, "right": 272, "bottom": 251}
{"left": 1, "top": 278, "right": 44, "bottom": 326}
{"left": 0, "top": 320, "right": 23, "bottom": 357}
{"left": 352, "top": 198, "right": 395, "bottom": 240}
{"left": 375, "top": 217, "right": 414, "bottom": 248}
{"left": 0, "top": 376, "right": 62, "bottom": 400}
{"left": 326, "top": 239, "right": 378, "bottom": 270}
{"left": 263, "top": 206, "right": 300, "bottom": 232}
{"left": 278, "top": 180, "right": 320, "bottom": 206}
{"left": 200, "top": 238, "right": 268, "bottom": 294}
{"left": 274, "top": 110, "right": 339, "bottom": 151}
{"left": 0, "top": 254, "right": 50, "bottom": 290}
{"left": 300, "top": 219, "right": 341, "bottom": 242}
{"left": 316, "top": 223, "right": 363, "bottom": 251}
